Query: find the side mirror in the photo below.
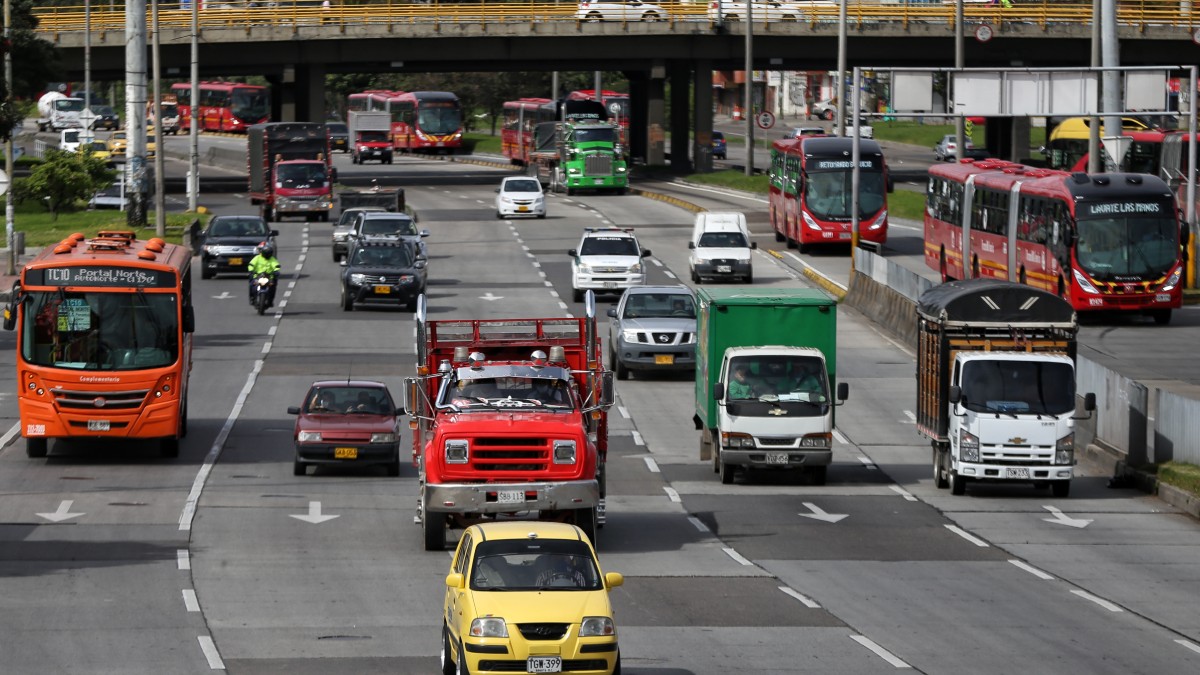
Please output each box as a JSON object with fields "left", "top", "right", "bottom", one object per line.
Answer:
{"left": 604, "top": 572, "right": 624, "bottom": 590}
{"left": 181, "top": 305, "right": 195, "bottom": 334}
{"left": 445, "top": 572, "right": 465, "bottom": 589}
{"left": 415, "top": 260, "right": 426, "bottom": 269}
{"left": 403, "top": 377, "right": 421, "bottom": 416}
{"left": 419, "top": 229, "right": 431, "bottom": 238}
{"left": 837, "top": 381, "right": 849, "bottom": 402}
{"left": 270, "top": 229, "right": 280, "bottom": 237}
{"left": 287, "top": 406, "right": 300, "bottom": 415}
{"left": 2, "top": 287, "right": 18, "bottom": 331}
{"left": 495, "top": 188, "right": 500, "bottom": 193}
{"left": 712, "top": 382, "right": 725, "bottom": 401}
{"left": 568, "top": 248, "right": 577, "bottom": 257}
{"left": 339, "top": 259, "right": 348, "bottom": 267}
{"left": 887, "top": 177, "right": 895, "bottom": 194}
{"left": 751, "top": 241, "right": 758, "bottom": 250}
{"left": 688, "top": 242, "right": 695, "bottom": 249}
{"left": 596, "top": 370, "right": 615, "bottom": 408}
{"left": 1181, "top": 221, "right": 1190, "bottom": 247}
{"left": 1074, "top": 392, "right": 1097, "bottom": 420}
{"left": 329, "top": 167, "right": 338, "bottom": 182}
{"left": 642, "top": 249, "right": 651, "bottom": 257}
{"left": 948, "top": 385, "right": 962, "bottom": 404}
{"left": 606, "top": 308, "right": 617, "bottom": 318}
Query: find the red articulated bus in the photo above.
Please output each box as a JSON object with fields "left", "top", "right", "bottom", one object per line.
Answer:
{"left": 171, "top": 81, "right": 269, "bottom": 133}
{"left": 768, "top": 136, "right": 892, "bottom": 252}
{"left": 501, "top": 98, "right": 553, "bottom": 166}
{"left": 2, "top": 231, "right": 195, "bottom": 458}
{"left": 388, "top": 91, "right": 464, "bottom": 153}
{"left": 925, "top": 159, "right": 1186, "bottom": 324}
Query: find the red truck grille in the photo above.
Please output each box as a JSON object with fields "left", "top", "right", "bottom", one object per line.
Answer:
{"left": 472, "top": 437, "right": 549, "bottom": 471}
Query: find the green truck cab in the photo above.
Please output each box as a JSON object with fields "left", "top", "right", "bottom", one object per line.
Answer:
{"left": 691, "top": 288, "right": 847, "bottom": 485}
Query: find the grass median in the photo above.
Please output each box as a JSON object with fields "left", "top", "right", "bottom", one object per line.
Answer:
{"left": 2, "top": 199, "right": 206, "bottom": 249}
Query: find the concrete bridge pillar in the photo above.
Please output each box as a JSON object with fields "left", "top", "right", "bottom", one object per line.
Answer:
{"left": 670, "top": 61, "right": 692, "bottom": 173}
{"left": 629, "top": 75, "right": 647, "bottom": 164}
{"left": 693, "top": 62, "right": 714, "bottom": 174}
{"left": 270, "top": 63, "right": 326, "bottom": 123}
{"left": 647, "top": 61, "right": 667, "bottom": 166}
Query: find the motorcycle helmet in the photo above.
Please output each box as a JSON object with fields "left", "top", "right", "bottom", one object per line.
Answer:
{"left": 258, "top": 242, "right": 275, "bottom": 258}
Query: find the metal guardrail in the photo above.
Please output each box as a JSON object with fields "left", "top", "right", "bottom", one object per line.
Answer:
{"left": 29, "top": 1, "right": 1199, "bottom": 36}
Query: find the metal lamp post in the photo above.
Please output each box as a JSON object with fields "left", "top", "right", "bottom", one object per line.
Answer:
{"left": 744, "top": 0, "right": 753, "bottom": 176}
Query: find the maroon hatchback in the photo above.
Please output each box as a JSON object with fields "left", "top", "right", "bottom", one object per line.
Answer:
{"left": 287, "top": 380, "right": 402, "bottom": 476}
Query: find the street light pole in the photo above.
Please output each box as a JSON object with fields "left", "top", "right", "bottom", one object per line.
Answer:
{"left": 151, "top": 0, "right": 165, "bottom": 237}
{"left": 188, "top": 0, "right": 199, "bottom": 211}
{"left": 4, "top": 0, "right": 14, "bottom": 275}
{"left": 836, "top": 0, "right": 846, "bottom": 137}
{"left": 954, "top": 0, "right": 964, "bottom": 162}
{"left": 744, "top": 0, "right": 753, "bottom": 176}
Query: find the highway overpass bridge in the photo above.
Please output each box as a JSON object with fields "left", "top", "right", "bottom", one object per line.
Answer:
{"left": 32, "top": 2, "right": 1200, "bottom": 167}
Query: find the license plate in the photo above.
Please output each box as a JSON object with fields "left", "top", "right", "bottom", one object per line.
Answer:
{"left": 373, "top": 285, "right": 391, "bottom": 294}
{"left": 527, "top": 657, "right": 562, "bottom": 673}
{"left": 1156, "top": 293, "right": 1171, "bottom": 302}
{"left": 518, "top": 206, "right": 529, "bottom": 212}
{"left": 88, "top": 419, "right": 110, "bottom": 432}
{"left": 840, "top": 232, "right": 853, "bottom": 240}
{"left": 594, "top": 178, "right": 605, "bottom": 185}
{"left": 229, "top": 257, "right": 242, "bottom": 266}
{"left": 655, "top": 354, "right": 675, "bottom": 365}
{"left": 497, "top": 490, "right": 525, "bottom": 504}
{"left": 1006, "top": 467, "right": 1031, "bottom": 479}
{"left": 717, "top": 265, "right": 732, "bottom": 273}
{"left": 602, "top": 281, "right": 617, "bottom": 288}
{"left": 334, "top": 447, "right": 358, "bottom": 459}
{"left": 436, "top": 142, "right": 445, "bottom": 147}
{"left": 765, "top": 452, "right": 789, "bottom": 464}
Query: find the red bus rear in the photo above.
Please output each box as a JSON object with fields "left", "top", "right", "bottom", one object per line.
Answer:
{"left": 925, "top": 160, "right": 1184, "bottom": 323}
{"left": 768, "top": 136, "right": 891, "bottom": 251}
{"left": 171, "top": 81, "right": 269, "bottom": 133}
{"left": 502, "top": 98, "right": 552, "bottom": 166}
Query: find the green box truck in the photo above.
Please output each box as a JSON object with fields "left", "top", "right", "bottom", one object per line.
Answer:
{"left": 692, "top": 288, "right": 848, "bottom": 485}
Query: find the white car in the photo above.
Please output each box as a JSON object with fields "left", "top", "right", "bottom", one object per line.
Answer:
{"left": 707, "top": 0, "right": 830, "bottom": 22}
{"left": 495, "top": 176, "right": 546, "bottom": 219}
{"left": 59, "top": 128, "right": 92, "bottom": 153}
{"left": 568, "top": 227, "right": 650, "bottom": 302}
{"left": 576, "top": 1, "right": 667, "bottom": 22}
{"left": 935, "top": 134, "right": 975, "bottom": 162}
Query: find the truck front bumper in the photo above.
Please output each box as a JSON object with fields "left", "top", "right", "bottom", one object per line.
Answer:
{"left": 721, "top": 447, "right": 832, "bottom": 469}
{"left": 954, "top": 461, "right": 1073, "bottom": 482}
{"left": 424, "top": 480, "right": 599, "bottom": 514}
{"left": 693, "top": 260, "right": 752, "bottom": 281}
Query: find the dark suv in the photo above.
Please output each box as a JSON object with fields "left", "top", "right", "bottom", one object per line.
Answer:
{"left": 349, "top": 211, "right": 430, "bottom": 259}
{"left": 197, "top": 215, "right": 278, "bottom": 279}
{"left": 340, "top": 240, "right": 427, "bottom": 312}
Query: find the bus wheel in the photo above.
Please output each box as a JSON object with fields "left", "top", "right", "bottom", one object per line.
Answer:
{"left": 1019, "top": 268, "right": 1027, "bottom": 285}
{"left": 180, "top": 399, "right": 189, "bottom": 438}
{"left": 161, "top": 437, "right": 180, "bottom": 459}
{"left": 26, "top": 438, "right": 48, "bottom": 459}
{"left": 940, "top": 250, "right": 951, "bottom": 283}
{"left": 1150, "top": 309, "right": 1172, "bottom": 325}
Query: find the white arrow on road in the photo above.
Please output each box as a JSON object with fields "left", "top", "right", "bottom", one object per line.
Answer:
{"left": 798, "top": 502, "right": 848, "bottom": 524}
{"left": 38, "top": 500, "right": 85, "bottom": 523}
{"left": 480, "top": 292, "right": 504, "bottom": 302}
{"left": 290, "top": 501, "right": 340, "bottom": 524}
{"left": 1042, "top": 505, "right": 1092, "bottom": 529}
{"left": 212, "top": 292, "right": 232, "bottom": 300}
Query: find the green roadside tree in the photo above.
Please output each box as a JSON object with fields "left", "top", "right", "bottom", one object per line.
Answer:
{"left": 20, "top": 148, "right": 115, "bottom": 219}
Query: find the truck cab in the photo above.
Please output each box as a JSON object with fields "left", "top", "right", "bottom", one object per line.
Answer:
{"left": 270, "top": 159, "right": 334, "bottom": 222}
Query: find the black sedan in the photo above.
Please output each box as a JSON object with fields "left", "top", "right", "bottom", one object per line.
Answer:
{"left": 326, "top": 122, "right": 349, "bottom": 153}
{"left": 196, "top": 215, "right": 278, "bottom": 279}
{"left": 340, "top": 240, "right": 427, "bottom": 312}
{"left": 90, "top": 105, "right": 121, "bottom": 131}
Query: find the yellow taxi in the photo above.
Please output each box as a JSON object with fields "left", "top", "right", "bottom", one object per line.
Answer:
{"left": 106, "top": 130, "right": 127, "bottom": 157}
{"left": 441, "top": 521, "right": 623, "bottom": 675}
{"left": 81, "top": 140, "right": 114, "bottom": 164}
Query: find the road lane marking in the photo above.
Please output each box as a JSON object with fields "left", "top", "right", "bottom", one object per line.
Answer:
{"left": 617, "top": 406, "right": 630, "bottom": 419}
{"left": 1009, "top": 559, "right": 1055, "bottom": 580}
{"left": 687, "top": 516, "right": 710, "bottom": 533}
{"left": 902, "top": 410, "right": 916, "bottom": 423}
{"left": 664, "top": 270, "right": 676, "bottom": 279}
{"left": 0, "top": 422, "right": 19, "bottom": 450}
{"left": 833, "top": 429, "right": 848, "bottom": 445}
{"left": 197, "top": 636, "right": 225, "bottom": 670}
{"left": 850, "top": 635, "right": 912, "bottom": 668}
{"left": 779, "top": 586, "right": 821, "bottom": 608}
{"left": 722, "top": 547, "right": 754, "bottom": 566}
{"left": 177, "top": 550, "right": 191, "bottom": 570}
{"left": 1176, "top": 640, "right": 1200, "bottom": 655}
{"left": 663, "top": 487, "right": 681, "bottom": 503}
{"left": 945, "top": 524, "right": 990, "bottom": 547}
{"left": 1071, "top": 589, "right": 1123, "bottom": 612}
{"left": 643, "top": 457, "right": 659, "bottom": 473}
{"left": 183, "top": 589, "right": 200, "bottom": 612}
{"left": 858, "top": 456, "right": 876, "bottom": 470}
{"left": 889, "top": 485, "right": 917, "bottom": 502}
{"left": 631, "top": 430, "right": 644, "bottom": 446}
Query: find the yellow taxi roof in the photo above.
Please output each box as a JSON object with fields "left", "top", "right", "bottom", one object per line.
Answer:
{"left": 466, "top": 521, "right": 587, "bottom": 543}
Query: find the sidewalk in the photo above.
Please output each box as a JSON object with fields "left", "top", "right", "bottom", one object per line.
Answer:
{"left": 0, "top": 248, "right": 38, "bottom": 303}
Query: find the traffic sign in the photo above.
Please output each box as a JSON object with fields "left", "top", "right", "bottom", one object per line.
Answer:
{"left": 0, "top": 169, "right": 8, "bottom": 197}
{"left": 756, "top": 111, "right": 776, "bottom": 130}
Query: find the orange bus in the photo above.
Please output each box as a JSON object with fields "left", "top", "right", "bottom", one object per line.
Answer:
{"left": 2, "top": 231, "right": 195, "bottom": 458}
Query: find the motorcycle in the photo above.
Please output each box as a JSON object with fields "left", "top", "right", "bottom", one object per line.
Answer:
{"left": 252, "top": 272, "right": 275, "bottom": 315}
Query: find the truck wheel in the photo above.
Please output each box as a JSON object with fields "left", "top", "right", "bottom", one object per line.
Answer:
{"left": 809, "top": 465, "right": 827, "bottom": 486}
{"left": 26, "top": 438, "right": 48, "bottom": 459}
{"left": 577, "top": 507, "right": 598, "bottom": 546}
{"left": 423, "top": 510, "right": 446, "bottom": 551}
{"left": 1051, "top": 481, "right": 1071, "bottom": 498}
{"left": 718, "top": 449, "right": 735, "bottom": 484}
{"left": 949, "top": 471, "right": 968, "bottom": 496}
{"left": 933, "top": 448, "right": 949, "bottom": 489}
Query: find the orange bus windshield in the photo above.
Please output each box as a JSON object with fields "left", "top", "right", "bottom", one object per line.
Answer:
{"left": 20, "top": 290, "right": 180, "bottom": 370}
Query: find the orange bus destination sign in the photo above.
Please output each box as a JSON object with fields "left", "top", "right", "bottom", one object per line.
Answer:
{"left": 25, "top": 266, "right": 177, "bottom": 288}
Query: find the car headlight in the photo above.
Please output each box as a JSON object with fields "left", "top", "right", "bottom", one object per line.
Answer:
{"left": 616, "top": 166, "right": 627, "bottom": 173}
{"left": 445, "top": 439, "right": 469, "bottom": 464}
{"left": 868, "top": 209, "right": 887, "bottom": 230}
{"left": 500, "top": 196, "right": 513, "bottom": 204}
{"left": 568, "top": 167, "right": 581, "bottom": 175}
{"left": 371, "top": 432, "right": 397, "bottom": 443}
{"left": 803, "top": 210, "right": 822, "bottom": 231}
{"left": 684, "top": 332, "right": 697, "bottom": 344}
{"left": 203, "top": 245, "right": 220, "bottom": 255}
{"left": 629, "top": 262, "right": 642, "bottom": 273}
{"left": 1073, "top": 268, "right": 1100, "bottom": 294}
{"left": 469, "top": 617, "right": 508, "bottom": 638}
{"left": 577, "top": 262, "right": 592, "bottom": 274}
{"left": 1056, "top": 433, "right": 1075, "bottom": 465}
{"left": 297, "top": 431, "right": 322, "bottom": 443}
{"left": 621, "top": 329, "right": 641, "bottom": 343}
{"left": 349, "top": 273, "right": 367, "bottom": 285}
{"left": 960, "top": 430, "right": 979, "bottom": 462}
{"left": 579, "top": 616, "right": 616, "bottom": 637}
{"left": 553, "top": 440, "right": 577, "bottom": 464}
{"left": 721, "top": 432, "right": 755, "bottom": 449}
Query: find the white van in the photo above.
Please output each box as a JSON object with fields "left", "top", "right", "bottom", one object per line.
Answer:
{"left": 688, "top": 211, "right": 755, "bottom": 284}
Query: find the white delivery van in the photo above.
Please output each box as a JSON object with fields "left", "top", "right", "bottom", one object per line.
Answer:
{"left": 688, "top": 211, "right": 755, "bottom": 284}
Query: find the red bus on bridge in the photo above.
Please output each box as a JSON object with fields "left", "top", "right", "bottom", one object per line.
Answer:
{"left": 924, "top": 160, "right": 1185, "bottom": 324}
{"left": 768, "top": 136, "right": 892, "bottom": 252}
{"left": 170, "top": 81, "right": 269, "bottom": 133}
{"left": 502, "top": 97, "right": 552, "bottom": 165}
{"left": 2, "top": 231, "right": 195, "bottom": 458}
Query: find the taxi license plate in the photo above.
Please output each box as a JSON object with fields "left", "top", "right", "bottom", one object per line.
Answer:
{"left": 229, "top": 257, "right": 243, "bottom": 266}
{"left": 527, "top": 657, "right": 562, "bottom": 673}
{"left": 765, "top": 452, "right": 790, "bottom": 464}
{"left": 373, "top": 285, "right": 392, "bottom": 294}
{"left": 497, "top": 490, "right": 525, "bottom": 504}
{"left": 518, "top": 206, "right": 529, "bottom": 212}
{"left": 655, "top": 354, "right": 675, "bottom": 365}
{"left": 840, "top": 232, "right": 853, "bottom": 240}
{"left": 1006, "top": 467, "right": 1030, "bottom": 479}
{"left": 717, "top": 265, "right": 731, "bottom": 273}
{"left": 88, "top": 420, "right": 111, "bottom": 432}
{"left": 334, "top": 447, "right": 358, "bottom": 459}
